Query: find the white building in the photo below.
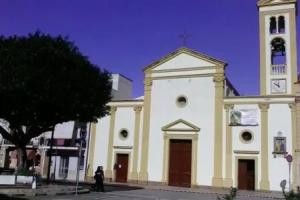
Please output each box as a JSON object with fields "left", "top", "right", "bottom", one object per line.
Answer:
{"left": 88, "top": 0, "right": 299, "bottom": 191}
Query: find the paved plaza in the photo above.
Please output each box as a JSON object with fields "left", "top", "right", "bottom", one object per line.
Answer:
{"left": 30, "top": 188, "right": 284, "bottom": 200}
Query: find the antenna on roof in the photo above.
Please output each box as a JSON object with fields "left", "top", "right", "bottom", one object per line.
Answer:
{"left": 179, "top": 31, "right": 191, "bottom": 47}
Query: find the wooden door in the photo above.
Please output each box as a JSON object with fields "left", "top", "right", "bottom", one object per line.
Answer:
{"left": 115, "top": 154, "right": 129, "bottom": 183}
{"left": 168, "top": 140, "right": 192, "bottom": 187}
{"left": 238, "top": 159, "right": 255, "bottom": 190}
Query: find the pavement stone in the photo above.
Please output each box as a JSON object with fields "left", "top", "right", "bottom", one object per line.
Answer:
{"left": 102, "top": 182, "right": 285, "bottom": 199}
{"left": 0, "top": 181, "right": 287, "bottom": 199}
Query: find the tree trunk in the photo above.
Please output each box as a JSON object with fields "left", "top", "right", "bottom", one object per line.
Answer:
{"left": 16, "top": 147, "right": 27, "bottom": 170}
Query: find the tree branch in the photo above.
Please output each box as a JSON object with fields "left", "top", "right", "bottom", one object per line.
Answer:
{"left": 24, "top": 125, "right": 53, "bottom": 144}
{"left": 0, "top": 125, "right": 13, "bottom": 142}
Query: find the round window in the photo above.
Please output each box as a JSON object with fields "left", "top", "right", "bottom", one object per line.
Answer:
{"left": 176, "top": 96, "right": 188, "bottom": 108}
{"left": 241, "top": 131, "right": 253, "bottom": 143}
{"left": 119, "top": 129, "right": 129, "bottom": 139}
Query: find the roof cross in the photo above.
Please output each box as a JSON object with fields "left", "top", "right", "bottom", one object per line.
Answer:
{"left": 179, "top": 31, "right": 191, "bottom": 46}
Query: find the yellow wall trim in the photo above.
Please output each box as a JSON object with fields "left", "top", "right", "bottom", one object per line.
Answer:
{"left": 224, "top": 104, "right": 234, "bottom": 187}
{"left": 130, "top": 106, "right": 142, "bottom": 182}
{"left": 289, "top": 103, "right": 297, "bottom": 188}
{"left": 139, "top": 78, "right": 152, "bottom": 182}
{"left": 233, "top": 150, "right": 260, "bottom": 155}
{"left": 87, "top": 122, "right": 97, "bottom": 178}
{"left": 259, "top": 103, "right": 270, "bottom": 190}
{"left": 212, "top": 74, "right": 225, "bottom": 187}
{"left": 161, "top": 119, "right": 200, "bottom": 132}
{"left": 104, "top": 106, "right": 117, "bottom": 180}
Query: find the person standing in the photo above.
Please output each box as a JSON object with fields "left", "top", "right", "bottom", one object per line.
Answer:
{"left": 94, "top": 166, "right": 105, "bottom": 192}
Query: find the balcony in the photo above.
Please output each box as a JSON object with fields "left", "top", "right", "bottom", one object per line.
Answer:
{"left": 271, "top": 64, "right": 286, "bottom": 75}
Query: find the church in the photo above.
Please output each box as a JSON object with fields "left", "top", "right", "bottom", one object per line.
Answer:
{"left": 86, "top": 0, "right": 299, "bottom": 191}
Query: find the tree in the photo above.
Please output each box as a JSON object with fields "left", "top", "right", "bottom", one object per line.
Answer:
{"left": 0, "top": 32, "right": 112, "bottom": 169}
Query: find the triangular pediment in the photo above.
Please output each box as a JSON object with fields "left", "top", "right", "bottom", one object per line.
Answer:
{"left": 257, "top": 0, "right": 297, "bottom": 7}
{"left": 144, "top": 47, "right": 226, "bottom": 73}
{"left": 161, "top": 119, "right": 200, "bottom": 132}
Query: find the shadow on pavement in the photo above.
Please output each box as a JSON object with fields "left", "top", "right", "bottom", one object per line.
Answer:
{"left": 0, "top": 194, "right": 27, "bottom": 200}
{"left": 52, "top": 180, "right": 144, "bottom": 193}
{"left": 100, "top": 184, "right": 143, "bottom": 192}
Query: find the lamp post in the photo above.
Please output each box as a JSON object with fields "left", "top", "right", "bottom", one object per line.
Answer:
{"left": 285, "top": 154, "right": 293, "bottom": 191}
{"left": 46, "top": 127, "right": 55, "bottom": 184}
{"left": 75, "top": 137, "right": 83, "bottom": 195}
{"left": 75, "top": 127, "right": 86, "bottom": 195}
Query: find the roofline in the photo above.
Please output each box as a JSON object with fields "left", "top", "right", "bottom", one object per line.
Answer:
{"left": 111, "top": 73, "right": 133, "bottom": 82}
{"left": 143, "top": 47, "right": 227, "bottom": 72}
{"left": 224, "top": 95, "right": 295, "bottom": 99}
{"left": 257, "top": 0, "right": 297, "bottom": 7}
{"left": 225, "top": 78, "right": 240, "bottom": 96}
{"left": 110, "top": 99, "right": 144, "bottom": 103}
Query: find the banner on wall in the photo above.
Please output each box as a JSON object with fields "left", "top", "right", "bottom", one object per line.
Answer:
{"left": 230, "top": 109, "right": 259, "bottom": 126}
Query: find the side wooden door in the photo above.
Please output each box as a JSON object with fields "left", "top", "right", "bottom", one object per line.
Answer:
{"left": 115, "top": 154, "right": 129, "bottom": 183}
{"left": 238, "top": 159, "right": 255, "bottom": 190}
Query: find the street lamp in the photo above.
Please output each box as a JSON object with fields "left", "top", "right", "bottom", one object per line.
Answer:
{"left": 75, "top": 127, "right": 86, "bottom": 195}
{"left": 46, "top": 127, "right": 55, "bottom": 184}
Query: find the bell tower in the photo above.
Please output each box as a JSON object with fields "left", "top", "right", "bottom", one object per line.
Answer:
{"left": 258, "top": 0, "right": 298, "bottom": 96}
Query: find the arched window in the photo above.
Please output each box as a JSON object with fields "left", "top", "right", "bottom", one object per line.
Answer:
{"left": 271, "top": 38, "right": 286, "bottom": 65}
{"left": 270, "top": 17, "right": 277, "bottom": 34}
{"left": 278, "top": 16, "right": 285, "bottom": 33}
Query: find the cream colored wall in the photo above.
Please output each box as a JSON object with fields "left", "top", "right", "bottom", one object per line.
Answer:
{"left": 148, "top": 76, "right": 215, "bottom": 185}
{"left": 111, "top": 74, "right": 132, "bottom": 100}
{"left": 113, "top": 107, "right": 135, "bottom": 147}
{"left": 93, "top": 103, "right": 144, "bottom": 181}
{"left": 230, "top": 104, "right": 261, "bottom": 189}
{"left": 268, "top": 104, "right": 292, "bottom": 190}
{"left": 231, "top": 105, "right": 261, "bottom": 152}
{"left": 93, "top": 115, "right": 110, "bottom": 172}
{"left": 152, "top": 53, "right": 216, "bottom": 71}
{"left": 226, "top": 102, "right": 294, "bottom": 191}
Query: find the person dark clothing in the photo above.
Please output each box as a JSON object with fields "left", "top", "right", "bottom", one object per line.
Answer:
{"left": 94, "top": 166, "right": 104, "bottom": 192}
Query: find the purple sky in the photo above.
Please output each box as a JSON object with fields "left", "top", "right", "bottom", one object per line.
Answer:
{"left": 1, "top": 0, "right": 299, "bottom": 98}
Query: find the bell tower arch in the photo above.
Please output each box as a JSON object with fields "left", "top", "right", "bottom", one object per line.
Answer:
{"left": 258, "top": 0, "right": 298, "bottom": 95}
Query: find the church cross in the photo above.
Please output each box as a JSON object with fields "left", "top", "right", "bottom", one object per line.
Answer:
{"left": 179, "top": 31, "right": 191, "bottom": 46}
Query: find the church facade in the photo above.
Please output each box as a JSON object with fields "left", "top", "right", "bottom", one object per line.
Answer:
{"left": 87, "top": 0, "right": 299, "bottom": 191}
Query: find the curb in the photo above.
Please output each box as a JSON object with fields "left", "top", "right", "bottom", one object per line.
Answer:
{"left": 146, "top": 187, "right": 284, "bottom": 199}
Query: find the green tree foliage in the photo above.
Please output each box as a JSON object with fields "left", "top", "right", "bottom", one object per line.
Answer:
{"left": 0, "top": 32, "right": 112, "bottom": 168}
{"left": 283, "top": 187, "right": 300, "bottom": 200}
{"left": 217, "top": 187, "right": 237, "bottom": 200}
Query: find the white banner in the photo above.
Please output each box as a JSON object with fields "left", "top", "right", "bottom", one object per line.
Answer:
{"left": 230, "top": 109, "right": 259, "bottom": 126}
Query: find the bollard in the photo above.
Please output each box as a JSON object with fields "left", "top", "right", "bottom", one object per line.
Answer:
{"left": 32, "top": 175, "right": 36, "bottom": 189}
